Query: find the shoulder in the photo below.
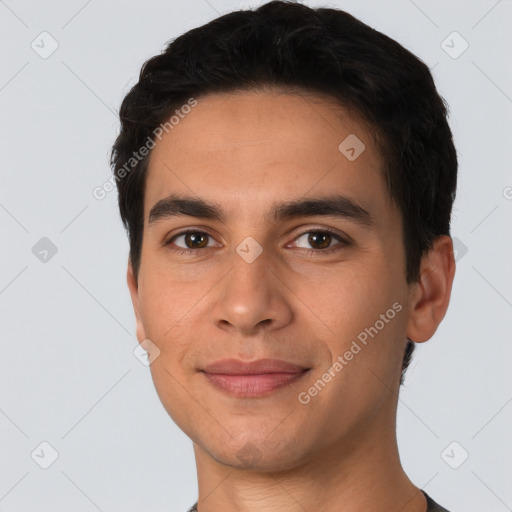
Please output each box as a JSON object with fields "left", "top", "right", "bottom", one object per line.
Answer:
{"left": 423, "top": 490, "right": 452, "bottom": 512}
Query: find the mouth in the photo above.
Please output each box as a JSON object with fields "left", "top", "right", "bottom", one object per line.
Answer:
{"left": 200, "top": 358, "right": 311, "bottom": 397}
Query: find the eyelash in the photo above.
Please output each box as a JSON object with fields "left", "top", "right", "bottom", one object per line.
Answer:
{"left": 165, "top": 228, "right": 350, "bottom": 256}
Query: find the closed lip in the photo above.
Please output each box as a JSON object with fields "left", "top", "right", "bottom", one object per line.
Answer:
{"left": 201, "top": 358, "right": 309, "bottom": 375}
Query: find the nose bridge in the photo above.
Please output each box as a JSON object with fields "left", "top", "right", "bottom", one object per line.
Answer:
{"left": 227, "top": 243, "right": 272, "bottom": 306}
{"left": 228, "top": 220, "right": 270, "bottom": 285}
{"left": 213, "top": 239, "right": 293, "bottom": 334}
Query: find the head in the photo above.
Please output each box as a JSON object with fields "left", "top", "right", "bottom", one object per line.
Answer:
{"left": 111, "top": 1, "right": 456, "bottom": 471}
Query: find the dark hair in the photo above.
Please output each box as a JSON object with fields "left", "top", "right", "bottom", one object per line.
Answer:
{"left": 110, "top": 0, "right": 457, "bottom": 385}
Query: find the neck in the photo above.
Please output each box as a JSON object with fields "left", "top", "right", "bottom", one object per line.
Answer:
{"left": 192, "top": 413, "right": 426, "bottom": 512}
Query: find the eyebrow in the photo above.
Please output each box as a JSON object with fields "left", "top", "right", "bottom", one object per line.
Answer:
{"left": 148, "top": 194, "right": 375, "bottom": 228}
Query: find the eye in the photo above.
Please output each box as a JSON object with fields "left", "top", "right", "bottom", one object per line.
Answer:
{"left": 165, "top": 228, "right": 349, "bottom": 256}
{"left": 289, "top": 229, "right": 349, "bottom": 253}
{"left": 166, "top": 230, "right": 219, "bottom": 253}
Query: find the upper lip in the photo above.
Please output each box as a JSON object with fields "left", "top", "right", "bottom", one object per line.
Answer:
{"left": 202, "top": 358, "right": 309, "bottom": 375}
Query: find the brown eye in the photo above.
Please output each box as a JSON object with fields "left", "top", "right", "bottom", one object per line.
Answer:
{"left": 291, "top": 230, "right": 348, "bottom": 253}
{"left": 184, "top": 232, "right": 209, "bottom": 249}
{"left": 168, "top": 231, "right": 215, "bottom": 250}
{"left": 307, "top": 232, "right": 332, "bottom": 249}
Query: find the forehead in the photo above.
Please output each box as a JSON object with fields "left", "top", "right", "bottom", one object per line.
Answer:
{"left": 144, "top": 89, "right": 392, "bottom": 223}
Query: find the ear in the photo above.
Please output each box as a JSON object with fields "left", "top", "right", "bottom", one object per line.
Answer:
{"left": 406, "top": 235, "right": 456, "bottom": 343}
{"left": 127, "top": 258, "right": 147, "bottom": 343}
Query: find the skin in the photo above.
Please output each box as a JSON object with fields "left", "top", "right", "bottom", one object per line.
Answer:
{"left": 127, "top": 88, "right": 456, "bottom": 512}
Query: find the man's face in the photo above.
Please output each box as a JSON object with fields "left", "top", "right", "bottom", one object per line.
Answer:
{"left": 129, "top": 89, "right": 414, "bottom": 470}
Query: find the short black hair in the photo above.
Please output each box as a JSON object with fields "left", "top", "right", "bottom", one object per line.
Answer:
{"left": 110, "top": 0, "right": 458, "bottom": 384}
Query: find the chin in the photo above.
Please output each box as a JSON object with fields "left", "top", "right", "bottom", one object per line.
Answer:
{"left": 207, "top": 436, "right": 308, "bottom": 473}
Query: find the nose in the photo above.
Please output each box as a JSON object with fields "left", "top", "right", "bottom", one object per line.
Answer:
{"left": 211, "top": 248, "right": 294, "bottom": 336}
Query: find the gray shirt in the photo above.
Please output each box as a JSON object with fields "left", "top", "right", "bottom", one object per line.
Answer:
{"left": 186, "top": 490, "right": 451, "bottom": 511}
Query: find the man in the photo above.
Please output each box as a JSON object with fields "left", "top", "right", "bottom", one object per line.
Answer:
{"left": 110, "top": 1, "right": 456, "bottom": 510}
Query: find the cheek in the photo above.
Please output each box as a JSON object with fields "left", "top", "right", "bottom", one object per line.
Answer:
{"left": 138, "top": 267, "right": 199, "bottom": 328}
{"left": 295, "top": 262, "right": 390, "bottom": 335}
{"left": 137, "top": 277, "right": 189, "bottom": 367}
{"left": 311, "top": 261, "right": 406, "bottom": 373}
{"left": 138, "top": 280, "right": 194, "bottom": 418}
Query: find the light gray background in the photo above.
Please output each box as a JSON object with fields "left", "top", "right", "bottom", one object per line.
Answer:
{"left": 1, "top": 0, "right": 511, "bottom": 511}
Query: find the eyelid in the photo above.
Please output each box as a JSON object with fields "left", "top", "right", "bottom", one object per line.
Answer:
{"left": 165, "top": 227, "right": 222, "bottom": 248}
{"left": 286, "top": 226, "right": 350, "bottom": 251}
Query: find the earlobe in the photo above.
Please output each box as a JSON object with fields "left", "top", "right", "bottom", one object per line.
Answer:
{"left": 406, "top": 235, "right": 456, "bottom": 344}
{"left": 127, "top": 259, "right": 147, "bottom": 343}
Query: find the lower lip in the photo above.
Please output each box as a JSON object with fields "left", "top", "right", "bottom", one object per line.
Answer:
{"left": 202, "top": 371, "right": 309, "bottom": 397}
